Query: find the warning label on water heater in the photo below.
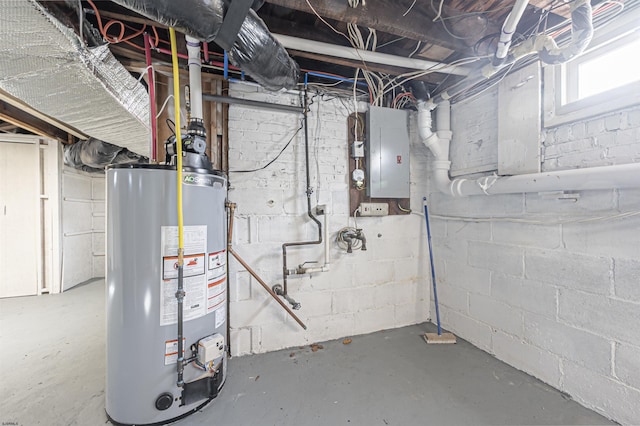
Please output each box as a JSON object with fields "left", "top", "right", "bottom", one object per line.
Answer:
{"left": 207, "top": 250, "right": 227, "bottom": 326}
{"left": 160, "top": 226, "right": 208, "bottom": 326}
{"left": 164, "top": 338, "right": 186, "bottom": 365}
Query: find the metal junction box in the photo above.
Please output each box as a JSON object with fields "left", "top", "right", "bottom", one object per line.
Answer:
{"left": 366, "top": 106, "right": 410, "bottom": 198}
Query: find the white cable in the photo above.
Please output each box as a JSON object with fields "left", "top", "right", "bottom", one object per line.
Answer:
{"left": 403, "top": 0, "right": 418, "bottom": 17}
{"left": 409, "top": 40, "right": 422, "bottom": 58}
{"left": 156, "top": 94, "right": 174, "bottom": 119}
{"left": 122, "top": 65, "right": 153, "bottom": 91}
{"left": 432, "top": 0, "right": 445, "bottom": 22}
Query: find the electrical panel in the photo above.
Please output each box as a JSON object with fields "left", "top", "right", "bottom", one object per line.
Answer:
{"left": 366, "top": 106, "right": 410, "bottom": 198}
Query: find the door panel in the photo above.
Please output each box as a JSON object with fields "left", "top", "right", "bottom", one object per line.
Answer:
{"left": 0, "top": 140, "right": 39, "bottom": 297}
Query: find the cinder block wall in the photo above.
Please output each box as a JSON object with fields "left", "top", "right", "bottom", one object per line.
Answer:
{"left": 428, "top": 103, "right": 640, "bottom": 424}
{"left": 226, "top": 83, "right": 430, "bottom": 355}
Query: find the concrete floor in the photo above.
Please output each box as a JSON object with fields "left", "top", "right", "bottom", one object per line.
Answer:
{"left": 0, "top": 280, "right": 614, "bottom": 426}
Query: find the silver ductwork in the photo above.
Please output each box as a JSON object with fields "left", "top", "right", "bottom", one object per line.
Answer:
{"left": 0, "top": 0, "right": 150, "bottom": 156}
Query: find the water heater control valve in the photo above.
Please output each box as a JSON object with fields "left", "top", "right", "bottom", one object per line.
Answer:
{"left": 197, "top": 334, "right": 225, "bottom": 364}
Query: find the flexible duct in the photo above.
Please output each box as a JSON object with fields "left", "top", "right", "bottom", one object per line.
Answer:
{"left": 112, "top": 0, "right": 299, "bottom": 91}
{"left": 64, "top": 138, "right": 148, "bottom": 173}
{"left": 418, "top": 102, "right": 640, "bottom": 197}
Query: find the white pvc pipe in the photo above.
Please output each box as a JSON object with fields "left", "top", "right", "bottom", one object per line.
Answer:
{"left": 495, "top": 0, "right": 529, "bottom": 60}
{"left": 419, "top": 102, "right": 640, "bottom": 197}
{"left": 274, "top": 34, "right": 470, "bottom": 76}
{"left": 324, "top": 211, "right": 330, "bottom": 267}
{"left": 185, "top": 36, "right": 203, "bottom": 120}
{"left": 445, "top": 163, "right": 640, "bottom": 196}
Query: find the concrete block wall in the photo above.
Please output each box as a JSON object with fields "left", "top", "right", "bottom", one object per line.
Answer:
{"left": 227, "top": 83, "right": 430, "bottom": 356}
{"left": 428, "top": 103, "right": 640, "bottom": 424}
{"left": 61, "top": 167, "right": 105, "bottom": 290}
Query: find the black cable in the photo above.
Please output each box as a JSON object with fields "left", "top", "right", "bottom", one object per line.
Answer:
{"left": 229, "top": 121, "right": 304, "bottom": 173}
{"left": 166, "top": 118, "right": 176, "bottom": 136}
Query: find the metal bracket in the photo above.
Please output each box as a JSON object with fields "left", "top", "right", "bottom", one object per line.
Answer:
{"left": 216, "top": 0, "right": 254, "bottom": 51}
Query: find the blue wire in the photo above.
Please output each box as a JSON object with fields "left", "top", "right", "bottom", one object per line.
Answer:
{"left": 305, "top": 71, "right": 368, "bottom": 87}
{"left": 223, "top": 51, "right": 228, "bottom": 80}
{"left": 423, "top": 197, "right": 442, "bottom": 336}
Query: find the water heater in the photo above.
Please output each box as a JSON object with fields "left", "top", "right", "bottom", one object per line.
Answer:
{"left": 106, "top": 165, "right": 228, "bottom": 425}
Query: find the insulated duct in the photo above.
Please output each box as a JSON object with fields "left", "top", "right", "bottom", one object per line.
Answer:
{"left": 112, "top": 0, "right": 300, "bottom": 91}
{"left": 0, "top": 0, "right": 150, "bottom": 156}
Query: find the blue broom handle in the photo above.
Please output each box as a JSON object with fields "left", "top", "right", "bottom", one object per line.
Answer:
{"left": 423, "top": 200, "right": 442, "bottom": 335}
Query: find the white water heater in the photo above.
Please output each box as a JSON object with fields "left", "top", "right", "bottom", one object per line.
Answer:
{"left": 106, "top": 164, "right": 228, "bottom": 425}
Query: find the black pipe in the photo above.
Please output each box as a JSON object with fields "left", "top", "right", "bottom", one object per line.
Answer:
{"left": 203, "top": 94, "right": 303, "bottom": 114}
{"left": 281, "top": 89, "right": 322, "bottom": 303}
{"left": 227, "top": 202, "right": 307, "bottom": 329}
{"left": 176, "top": 261, "right": 185, "bottom": 387}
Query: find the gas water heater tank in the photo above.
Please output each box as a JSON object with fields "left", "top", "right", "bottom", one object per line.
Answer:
{"left": 106, "top": 165, "right": 228, "bottom": 425}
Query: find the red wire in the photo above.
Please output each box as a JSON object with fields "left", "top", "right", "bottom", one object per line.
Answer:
{"left": 86, "top": 0, "right": 146, "bottom": 44}
{"left": 87, "top": 5, "right": 366, "bottom": 89}
{"left": 152, "top": 26, "right": 159, "bottom": 47}
{"left": 392, "top": 92, "right": 415, "bottom": 108}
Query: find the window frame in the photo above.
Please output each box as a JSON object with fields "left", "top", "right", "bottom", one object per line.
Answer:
{"left": 543, "top": 9, "right": 640, "bottom": 128}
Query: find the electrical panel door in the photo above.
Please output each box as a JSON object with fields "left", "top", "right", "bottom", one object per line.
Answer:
{"left": 366, "top": 106, "right": 410, "bottom": 198}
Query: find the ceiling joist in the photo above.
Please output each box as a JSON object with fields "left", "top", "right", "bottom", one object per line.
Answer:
{"left": 265, "top": 0, "right": 470, "bottom": 51}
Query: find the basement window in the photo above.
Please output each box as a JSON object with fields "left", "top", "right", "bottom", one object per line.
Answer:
{"left": 543, "top": 11, "right": 640, "bottom": 127}
{"left": 575, "top": 38, "right": 640, "bottom": 100}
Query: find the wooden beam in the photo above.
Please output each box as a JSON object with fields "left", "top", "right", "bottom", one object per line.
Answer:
{"left": 0, "top": 122, "right": 18, "bottom": 132}
{"left": 0, "top": 101, "right": 71, "bottom": 143}
{"left": 265, "top": 0, "right": 469, "bottom": 51}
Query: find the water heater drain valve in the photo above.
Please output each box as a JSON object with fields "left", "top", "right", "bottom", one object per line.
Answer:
{"left": 197, "top": 334, "right": 225, "bottom": 364}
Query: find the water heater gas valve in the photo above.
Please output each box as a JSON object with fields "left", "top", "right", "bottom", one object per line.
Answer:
{"left": 197, "top": 334, "right": 225, "bottom": 364}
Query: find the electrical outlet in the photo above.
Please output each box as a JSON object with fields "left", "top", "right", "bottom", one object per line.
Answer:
{"left": 359, "top": 202, "right": 388, "bottom": 216}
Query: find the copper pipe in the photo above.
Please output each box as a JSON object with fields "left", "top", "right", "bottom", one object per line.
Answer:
{"left": 226, "top": 203, "right": 307, "bottom": 330}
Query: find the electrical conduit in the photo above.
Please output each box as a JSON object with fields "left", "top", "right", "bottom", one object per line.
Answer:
{"left": 417, "top": 101, "right": 640, "bottom": 196}
{"left": 280, "top": 90, "right": 323, "bottom": 308}
{"left": 144, "top": 33, "right": 158, "bottom": 162}
{"left": 169, "top": 27, "right": 187, "bottom": 387}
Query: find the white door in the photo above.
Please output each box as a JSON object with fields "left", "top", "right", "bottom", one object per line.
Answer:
{"left": 0, "top": 139, "right": 40, "bottom": 297}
